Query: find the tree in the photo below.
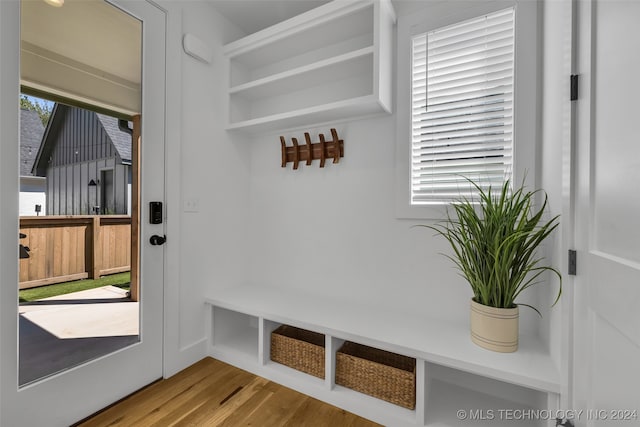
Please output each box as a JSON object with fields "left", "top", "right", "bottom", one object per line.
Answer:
{"left": 20, "top": 95, "right": 53, "bottom": 126}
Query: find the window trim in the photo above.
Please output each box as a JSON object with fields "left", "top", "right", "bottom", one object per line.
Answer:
{"left": 395, "top": 0, "right": 539, "bottom": 219}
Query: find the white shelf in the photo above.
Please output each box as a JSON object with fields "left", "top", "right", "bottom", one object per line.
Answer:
{"left": 223, "top": 0, "right": 395, "bottom": 133}
{"left": 229, "top": 47, "right": 374, "bottom": 99}
{"left": 226, "top": 95, "right": 385, "bottom": 134}
{"left": 205, "top": 284, "right": 560, "bottom": 394}
{"left": 205, "top": 284, "right": 561, "bottom": 427}
{"left": 263, "top": 360, "right": 327, "bottom": 387}
{"left": 224, "top": 2, "right": 374, "bottom": 71}
{"left": 331, "top": 384, "right": 418, "bottom": 423}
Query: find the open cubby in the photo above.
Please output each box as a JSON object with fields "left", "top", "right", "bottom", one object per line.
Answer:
{"left": 336, "top": 341, "right": 416, "bottom": 409}
{"left": 210, "top": 306, "right": 259, "bottom": 363}
{"left": 425, "top": 364, "right": 548, "bottom": 426}
{"left": 223, "top": 0, "right": 395, "bottom": 133}
{"left": 229, "top": 52, "right": 374, "bottom": 124}
{"left": 270, "top": 325, "right": 326, "bottom": 379}
{"left": 205, "top": 284, "right": 560, "bottom": 427}
{"left": 228, "top": 6, "right": 374, "bottom": 86}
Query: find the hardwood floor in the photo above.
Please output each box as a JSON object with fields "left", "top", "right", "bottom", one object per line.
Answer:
{"left": 77, "top": 358, "right": 381, "bottom": 427}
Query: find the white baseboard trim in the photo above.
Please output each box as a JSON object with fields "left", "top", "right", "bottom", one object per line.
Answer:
{"left": 164, "top": 337, "right": 207, "bottom": 378}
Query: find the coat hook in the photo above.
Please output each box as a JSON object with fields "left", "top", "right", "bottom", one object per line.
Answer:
{"left": 292, "top": 137, "right": 300, "bottom": 170}
{"left": 304, "top": 133, "right": 313, "bottom": 166}
{"left": 279, "top": 129, "right": 343, "bottom": 169}
{"left": 331, "top": 128, "right": 340, "bottom": 164}
{"left": 319, "top": 133, "right": 327, "bottom": 168}
{"left": 280, "top": 136, "right": 287, "bottom": 168}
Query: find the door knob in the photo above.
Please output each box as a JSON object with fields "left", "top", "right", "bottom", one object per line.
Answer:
{"left": 149, "top": 235, "right": 166, "bottom": 246}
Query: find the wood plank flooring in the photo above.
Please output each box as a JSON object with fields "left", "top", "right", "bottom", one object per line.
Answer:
{"left": 77, "top": 357, "right": 381, "bottom": 427}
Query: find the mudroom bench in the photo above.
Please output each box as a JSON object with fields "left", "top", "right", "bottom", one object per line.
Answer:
{"left": 205, "top": 284, "right": 560, "bottom": 427}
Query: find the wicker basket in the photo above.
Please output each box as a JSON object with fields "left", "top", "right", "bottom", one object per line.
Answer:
{"left": 336, "top": 341, "right": 416, "bottom": 409}
{"left": 270, "top": 325, "right": 325, "bottom": 379}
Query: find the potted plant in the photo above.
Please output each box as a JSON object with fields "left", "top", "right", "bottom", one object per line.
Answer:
{"left": 423, "top": 178, "right": 561, "bottom": 353}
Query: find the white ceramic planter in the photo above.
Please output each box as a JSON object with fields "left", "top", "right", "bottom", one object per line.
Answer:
{"left": 470, "top": 299, "right": 519, "bottom": 353}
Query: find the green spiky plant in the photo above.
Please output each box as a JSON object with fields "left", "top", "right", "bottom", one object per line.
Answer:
{"left": 422, "top": 178, "right": 562, "bottom": 315}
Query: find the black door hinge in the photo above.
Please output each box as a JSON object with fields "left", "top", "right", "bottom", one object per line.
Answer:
{"left": 568, "top": 250, "right": 577, "bottom": 275}
{"left": 570, "top": 75, "right": 579, "bottom": 101}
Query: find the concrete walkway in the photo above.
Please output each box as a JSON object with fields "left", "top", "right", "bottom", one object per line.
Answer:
{"left": 19, "top": 286, "right": 139, "bottom": 386}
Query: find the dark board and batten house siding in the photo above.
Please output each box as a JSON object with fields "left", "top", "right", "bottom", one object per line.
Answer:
{"left": 32, "top": 104, "right": 132, "bottom": 215}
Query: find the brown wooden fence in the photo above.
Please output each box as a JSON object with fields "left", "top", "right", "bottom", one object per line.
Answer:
{"left": 19, "top": 216, "right": 131, "bottom": 290}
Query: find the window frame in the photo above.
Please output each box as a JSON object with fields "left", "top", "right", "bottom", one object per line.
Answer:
{"left": 395, "top": 0, "right": 539, "bottom": 219}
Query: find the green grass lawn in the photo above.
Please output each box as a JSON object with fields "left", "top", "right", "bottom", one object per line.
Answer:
{"left": 19, "top": 272, "right": 131, "bottom": 303}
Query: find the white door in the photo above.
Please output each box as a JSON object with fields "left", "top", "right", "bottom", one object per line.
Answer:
{"left": 0, "top": 1, "right": 166, "bottom": 425}
{"left": 573, "top": 0, "right": 640, "bottom": 425}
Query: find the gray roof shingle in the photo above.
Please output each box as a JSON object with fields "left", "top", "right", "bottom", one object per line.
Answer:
{"left": 96, "top": 113, "right": 131, "bottom": 163}
{"left": 20, "top": 109, "right": 45, "bottom": 176}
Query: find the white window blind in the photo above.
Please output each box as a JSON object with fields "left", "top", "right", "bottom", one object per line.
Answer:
{"left": 411, "top": 8, "right": 515, "bottom": 204}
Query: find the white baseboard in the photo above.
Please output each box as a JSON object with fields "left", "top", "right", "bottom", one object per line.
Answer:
{"left": 163, "top": 337, "right": 207, "bottom": 378}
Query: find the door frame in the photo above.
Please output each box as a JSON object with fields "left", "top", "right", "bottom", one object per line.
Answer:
{"left": 0, "top": 0, "right": 24, "bottom": 422}
{"left": 0, "top": 1, "right": 169, "bottom": 425}
{"left": 572, "top": 0, "right": 592, "bottom": 416}
{"left": 571, "top": 0, "right": 640, "bottom": 422}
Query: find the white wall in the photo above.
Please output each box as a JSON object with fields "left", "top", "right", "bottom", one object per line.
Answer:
{"left": 18, "top": 192, "right": 45, "bottom": 216}
{"left": 247, "top": 118, "right": 475, "bottom": 328}
{"left": 19, "top": 176, "right": 46, "bottom": 216}
{"left": 160, "top": 0, "right": 251, "bottom": 376}
{"left": 242, "top": 1, "right": 564, "bottom": 341}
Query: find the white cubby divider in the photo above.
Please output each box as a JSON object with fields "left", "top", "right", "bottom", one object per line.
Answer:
{"left": 223, "top": 0, "right": 396, "bottom": 133}
{"left": 206, "top": 284, "right": 561, "bottom": 427}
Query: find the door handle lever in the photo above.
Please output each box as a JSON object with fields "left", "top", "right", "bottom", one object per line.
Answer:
{"left": 149, "top": 235, "right": 167, "bottom": 246}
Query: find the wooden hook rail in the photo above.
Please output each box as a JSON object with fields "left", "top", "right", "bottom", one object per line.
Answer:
{"left": 280, "top": 129, "right": 343, "bottom": 169}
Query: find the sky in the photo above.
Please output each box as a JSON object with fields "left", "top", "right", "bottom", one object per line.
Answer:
{"left": 23, "top": 94, "right": 55, "bottom": 110}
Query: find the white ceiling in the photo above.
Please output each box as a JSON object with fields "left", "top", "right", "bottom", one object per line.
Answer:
{"left": 209, "top": 0, "right": 432, "bottom": 36}
{"left": 209, "top": 0, "right": 331, "bottom": 35}
{"left": 20, "top": 0, "right": 142, "bottom": 115}
{"left": 21, "top": 0, "right": 142, "bottom": 84}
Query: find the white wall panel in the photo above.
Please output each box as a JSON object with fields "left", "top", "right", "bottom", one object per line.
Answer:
{"left": 159, "top": 0, "right": 249, "bottom": 376}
